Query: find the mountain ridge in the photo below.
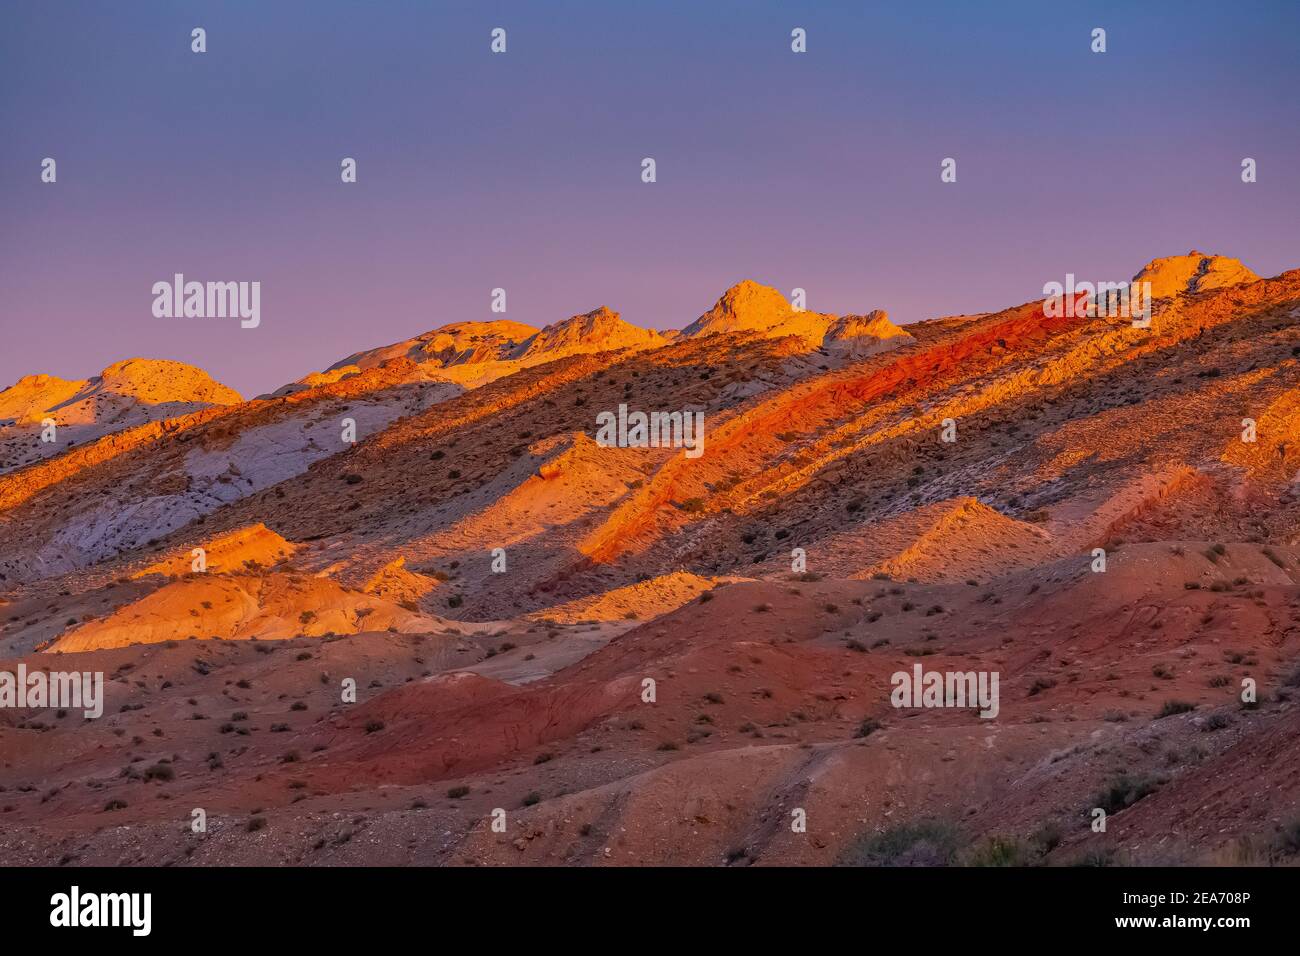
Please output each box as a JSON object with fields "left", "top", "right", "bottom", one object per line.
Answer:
{"left": 2, "top": 251, "right": 1297, "bottom": 868}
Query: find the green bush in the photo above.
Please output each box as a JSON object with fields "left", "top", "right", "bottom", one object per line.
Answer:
{"left": 839, "top": 820, "right": 962, "bottom": 866}
{"left": 1093, "top": 774, "right": 1163, "bottom": 815}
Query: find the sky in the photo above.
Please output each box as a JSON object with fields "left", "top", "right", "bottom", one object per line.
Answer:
{"left": 2, "top": 0, "right": 1298, "bottom": 398}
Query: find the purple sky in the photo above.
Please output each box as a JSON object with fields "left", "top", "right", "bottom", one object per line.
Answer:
{"left": 3, "top": 0, "right": 1298, "bottom": 398}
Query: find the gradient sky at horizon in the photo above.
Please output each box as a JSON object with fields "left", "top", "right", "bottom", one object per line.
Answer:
{"left": 2, "top": 0, "right": 1298, "bottom": 398}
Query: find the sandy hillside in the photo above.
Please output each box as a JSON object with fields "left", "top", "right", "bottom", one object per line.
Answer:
{"left": 2, "top": 255, "right": 1299, "bottom": 867}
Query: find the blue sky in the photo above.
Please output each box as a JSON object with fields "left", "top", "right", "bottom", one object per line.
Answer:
{"left": 2, "top": 0, "right": 1297, "bottom": 396}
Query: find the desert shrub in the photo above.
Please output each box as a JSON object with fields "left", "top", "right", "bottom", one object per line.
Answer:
{"left": 839, "top": 820, "right": 962, "bottom": 867}
{"left": 1032, "top": 821, "right": 1063, "bottom": 854}
{"left": 1272, "top": 819, "right": 1300, "bottom": 857}
{"left": 1069, "top": 847, "right": 1117, "bottom": 867}
{"left": 1028, "top": 677, "right": 1057, "bottom": 697}
{"left": 1201, "top": 712, "right": 1231, "bottom": 732}
{"left": 854, "top": 717, "right": 882, "bottom": 738}
{"left": 961, "top": 836, "right": 1036, "bottom": 867}
{"left": 1093, "top": 774, "right": 1163, "bottom": 815}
